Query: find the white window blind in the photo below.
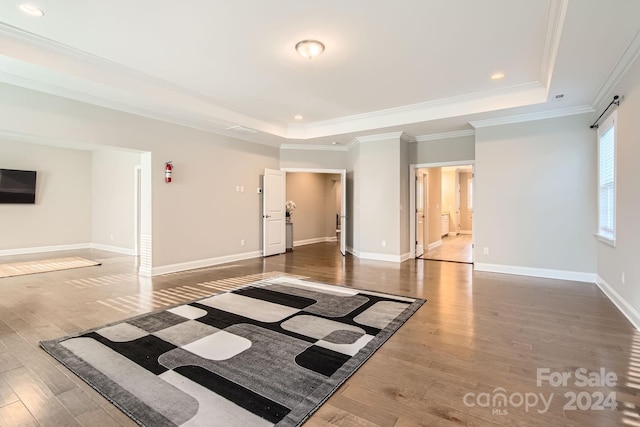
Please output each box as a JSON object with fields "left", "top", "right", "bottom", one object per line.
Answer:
{"left": 597, "top": 112, "right": 616, "bottom": 243}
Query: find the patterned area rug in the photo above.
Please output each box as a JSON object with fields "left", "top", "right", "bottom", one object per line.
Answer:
{"left": 41, "top": 276, "right": 425, "bottom": 426}
{"left": 0, "top": 256, "right": 101, "bottom": 278}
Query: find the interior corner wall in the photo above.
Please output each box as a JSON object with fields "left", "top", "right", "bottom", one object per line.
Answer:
{"left": 358, "top": 138, "right": 402, "bottom": 258}
{"left": 399, "top": 139, "right": 410, "bottom": 257}
{"left": 91, "top": 149, "right": 142, "bottom": 253}
{"left": 411, "top": 135, "right": 475, "bottom": 164}
{"left": 596, "top": 52, "right": 640, "bottom": 315}
{"left": 0, "top": 140, "right": 91, "bottom": 252}
{"left": 474, "top": 114, "right": 597, "bottom": 275}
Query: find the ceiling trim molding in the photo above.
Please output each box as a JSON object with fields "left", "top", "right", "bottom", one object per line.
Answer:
{"left": 540, "top": 0, "right": 569, "bottom": 89}
{"left": 345, "top": 138, "right": 360, "bottom": 151}
{"left": 590, "top": 29, "right": 640, "bottom": 111}
{"left": 355, "top": 131, "right": 407, "bottom": 143}
{"left": 285, "top": 82, "right": 547, "bottom": 139}
{"left": 469, "top": 105, "right": 594, "bottom": 128}
{"left": 414, "top": 129, "right": 475, "bottom": 142}
{"left": 279, "top": 144, "right": 348, "bottom": 152}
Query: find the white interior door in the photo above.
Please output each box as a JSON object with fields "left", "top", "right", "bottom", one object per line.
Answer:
{"left": 415, "top": 171, "right": 425, "bottom": 257}
{"left": 340, "top": 170, "right": 347, "bottom": 256}
{"left": 262, "top": 168, "right": 286, "bottom": 256}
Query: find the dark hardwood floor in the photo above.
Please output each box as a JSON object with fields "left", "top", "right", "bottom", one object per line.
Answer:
{"left": 0, "top": 243, "right": 637, "bottom": 426}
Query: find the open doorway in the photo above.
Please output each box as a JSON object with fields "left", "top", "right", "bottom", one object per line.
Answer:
{"left": 279, "top": 169, "right": 346, "bottom": 255}
{"left": 410, "top": 162, "right": 474, "bottom": 264}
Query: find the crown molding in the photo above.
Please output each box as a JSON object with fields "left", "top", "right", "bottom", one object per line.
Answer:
{"left": 590, "top": 29, "right": 640, "bottom": 111}
{"left": 540, "top": 0, "right": 569, "bottom": 88}
{"left": 469, "top": 105, "right": 594, "bottom": 128}
{"left": 279, "top": 144, "right": 348, "bottom": 152}
{"left": 0, "top": 21, "right": 548, "bottom": 142}
{"left": 345, "top": 138, "right": 360, "bottom": 151}
{"left": 354, "top": 131, "right": 419, "bottom": 144}
{"left": 285, "top": 82, "right": 546, "bottom": 139}
{"left": 414, "top": 129, "right": 475, "bottom": 142}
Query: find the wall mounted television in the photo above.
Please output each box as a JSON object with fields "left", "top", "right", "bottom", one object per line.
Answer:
{"left": 0, "top": 169, "right": 37, "bottom": 204}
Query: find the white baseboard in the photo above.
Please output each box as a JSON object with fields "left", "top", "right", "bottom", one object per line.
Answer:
{"left": 400, "top": 252, "right": 411, "bottom": 262}
{"left": 596, "top": 275, "right": 640, "bottom": 330}
{"left": 428, "top": 240, "right": 442, "bottom": 250}
{"left": 0, "top": 243, "right": 91, "bottom": 257}
{"left": 448, "top": 232, "right": 457, "bottom": 237}
{"left": 474, "top": 263, "right": 597, "bottom": 283}
{"left": 293, "top": 237, "right": 337, "bottom": 246}
{"left": 90, "top": 243, "right": 137, "bottom": 256}
{"left": 358, "top": 252, "right": 407, "bottom": 263}
{"left": 347, "top": 246, "right": 358, "bottom": 257}
{"left": 459, "top": 230, "right": 472, "bottom": 235}
{"left": 152, "top": 250, "right": 262, "bottom": 276}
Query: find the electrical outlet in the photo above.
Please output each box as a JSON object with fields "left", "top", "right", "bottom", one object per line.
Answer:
{"left": 622, "top": 272, "right": 625, "bottom": 284}
{"left": 240, "top": 186, "right": 244, "bottom": 192}
{"left": 483, "top": 247, "right": 489, "bottom": 255}
{"left": 381, "top": 240, "right": 386, "bottom": 247}
{"left": 110, "top": 234, "right": 114, "bottom": 241}
{"left": 240, "top": 239, "right": 245, "bottom": 246}
{"left": 235, "top": 186, "right": 240, "bottom": 192}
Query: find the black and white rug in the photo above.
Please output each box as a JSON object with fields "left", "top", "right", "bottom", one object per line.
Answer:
{"left": 41, "top": 276, "right": 425, "bottom": 426}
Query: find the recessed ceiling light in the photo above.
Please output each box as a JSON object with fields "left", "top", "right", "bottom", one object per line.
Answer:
{"left": 331, "top": 142, "right": 338, "bottom": 145}
{"left": 18, "top": 3, "right": 44, "bottom": 17}
{"left": 294, "top": 114, "right": 304, "bottom": 120}
{"left": 295, "top": 40, "right": 325, "bottom": 59}
{"left": 491, "top": 72, "right": 505, "bottom": 80}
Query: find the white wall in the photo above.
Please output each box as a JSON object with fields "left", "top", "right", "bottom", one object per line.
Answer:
{"left": 346, "top": 145, "right": 360, "bottom": 254}
{"left": 399, "top": 139, "right": 410, "bottom": 257}
{"left": 324, "top": 174, "right": 341, "bottom": 238}
{"left": 358, "top": 138, "right": 402, "bottom": 258}
{"left": 285, "top": 172, "right": 335, "bottom": 243}
{"left": 280, "top": 149, "right": 346, "bottom": 170}
{"left": 596, "top": 52, "right": 640, "bottom": 323}
{"left": 441, "top": 170, "right": 456, "bottom": 233}
{"left": 0, "top": 84, "right": 280, "bottom": 272}
{"left": 411, "top": 135, "right": 475, "bottom": 164}
{"left": 474, "top": 114, "right": 597, "bottom": 278}
{"left": 91, "top": 149, "right": 142, "bottom": 253}
{"left": 0, "top": 140, "right": 91, "bottom": 252}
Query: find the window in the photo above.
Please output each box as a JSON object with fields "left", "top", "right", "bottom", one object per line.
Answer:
{"left": 597, "top": 111, "right": 616, "bottom": 245}
{"left": 467, "top": 178, "right": 473, "bottom": 209}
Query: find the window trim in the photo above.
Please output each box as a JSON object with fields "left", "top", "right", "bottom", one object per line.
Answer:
{"left": 595, "top": 110, "right": 617, "bottom": 247}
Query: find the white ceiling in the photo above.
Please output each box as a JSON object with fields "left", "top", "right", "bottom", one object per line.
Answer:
{"left": 0, "top": 0, "right": 639, "bottom": 148}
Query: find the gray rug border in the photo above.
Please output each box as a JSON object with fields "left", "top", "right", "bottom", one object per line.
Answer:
{"left": 39, "top": 276, "right": 426, "bottom": 427}
{"left": 278, "top": 297, "right": 425, "bottom": 427}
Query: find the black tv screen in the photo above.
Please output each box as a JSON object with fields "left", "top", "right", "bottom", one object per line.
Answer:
{"left": 0, "top": 169, "right": 37, "bottom": 204}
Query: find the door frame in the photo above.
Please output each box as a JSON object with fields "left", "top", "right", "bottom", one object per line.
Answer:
{"left": 280, "top": 168, "right": 347, "bottom": 256}
{"left": 409, "top": 160, "right": 475, "bottom": 260}
{"left": 415, "top": 170, "right": 428, "bottom": 257}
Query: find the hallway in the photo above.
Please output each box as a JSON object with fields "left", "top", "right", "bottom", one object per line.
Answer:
{"left": 422, "top": 234, "right": 472, "bottom": 263}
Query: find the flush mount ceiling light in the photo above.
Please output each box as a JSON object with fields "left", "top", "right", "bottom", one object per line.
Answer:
{"left": 18, "top": 3, "right": 44, "bottom": 16}
{"left": 491, "top": 72, "right": 505, "bottom": 80}
{"left": 294, "top": 114, "right": 304, "bottom": 120}
{"left": 295, "top": 40, "right": 325, "bottom": 59}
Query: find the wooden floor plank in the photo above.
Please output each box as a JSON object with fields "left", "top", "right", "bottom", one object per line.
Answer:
{"left": 0, "top": 244, "right": 636, "bottom": 426}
